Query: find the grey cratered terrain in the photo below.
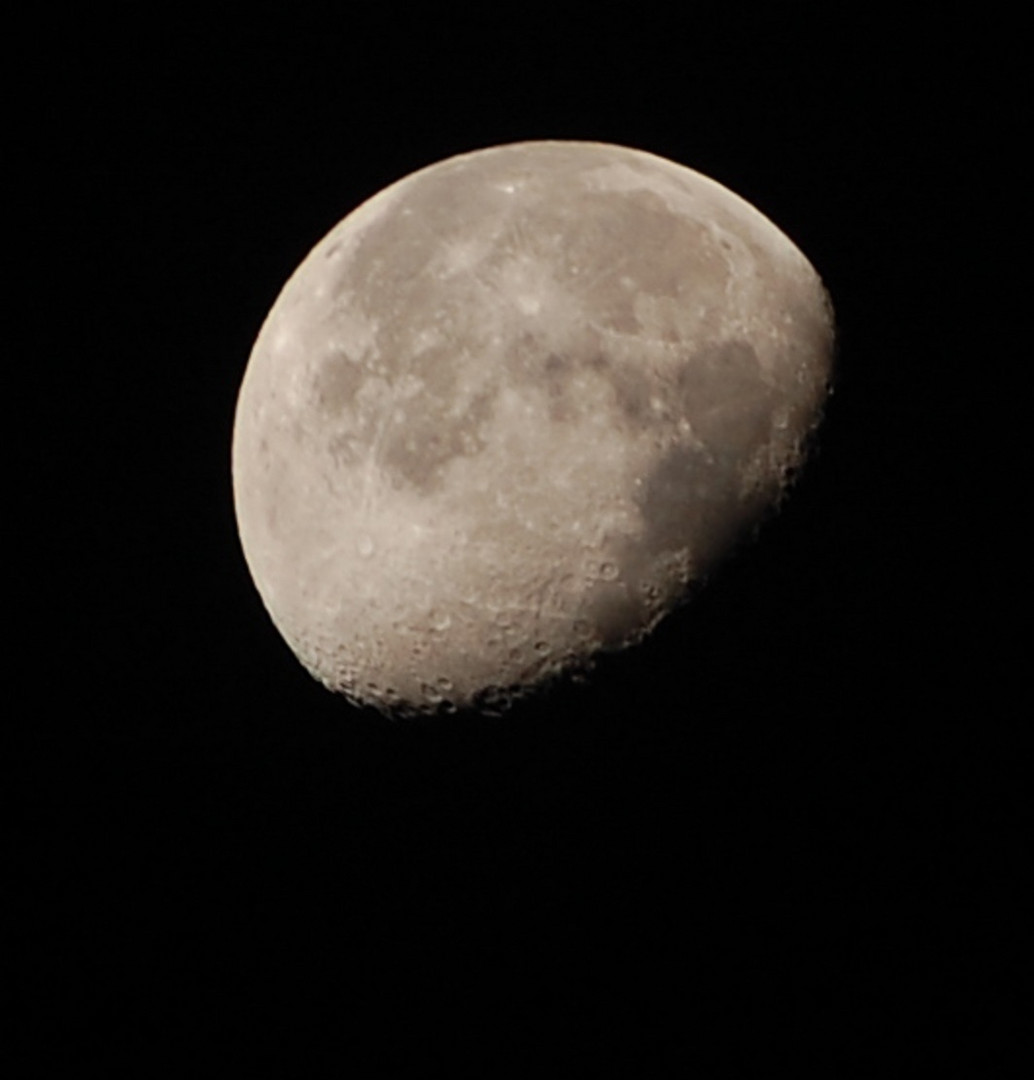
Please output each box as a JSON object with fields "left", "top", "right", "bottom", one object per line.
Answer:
{"left": 232, "top": 141, "right": 834, "bottom": 714}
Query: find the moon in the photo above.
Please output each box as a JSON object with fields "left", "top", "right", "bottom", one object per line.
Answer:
{"left": 232, "top": 141, "right": 834, "bottom": 715}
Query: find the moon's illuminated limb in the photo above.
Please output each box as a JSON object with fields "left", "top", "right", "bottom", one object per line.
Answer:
{"left": 232, "top": 141, "right": 834, "bottom": 714}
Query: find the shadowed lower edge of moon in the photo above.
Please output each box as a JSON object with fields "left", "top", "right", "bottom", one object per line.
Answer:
{"left": 295, "top": 336, "right": 827, "bottom": 720}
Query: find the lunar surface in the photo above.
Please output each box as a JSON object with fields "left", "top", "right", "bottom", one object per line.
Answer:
{"left": 232, "top": 141, "right": 834, "bottom": 714}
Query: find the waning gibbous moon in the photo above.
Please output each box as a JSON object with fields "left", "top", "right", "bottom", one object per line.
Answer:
{"left": 232, "top": 141, "right": 834, "bottom": 715}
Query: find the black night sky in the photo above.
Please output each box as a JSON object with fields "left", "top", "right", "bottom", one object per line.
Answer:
{"left": 18, "top": 5, "right": 1024, "bottom": 1072}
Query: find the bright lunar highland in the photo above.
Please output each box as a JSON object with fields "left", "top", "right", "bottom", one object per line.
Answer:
{"left": 232, "top": 141, "right": 834, "bottom": 714}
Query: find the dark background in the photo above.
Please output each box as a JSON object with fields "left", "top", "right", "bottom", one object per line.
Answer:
{"left": 19, "top": 4, "right": 1024, "bottom": 1071}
